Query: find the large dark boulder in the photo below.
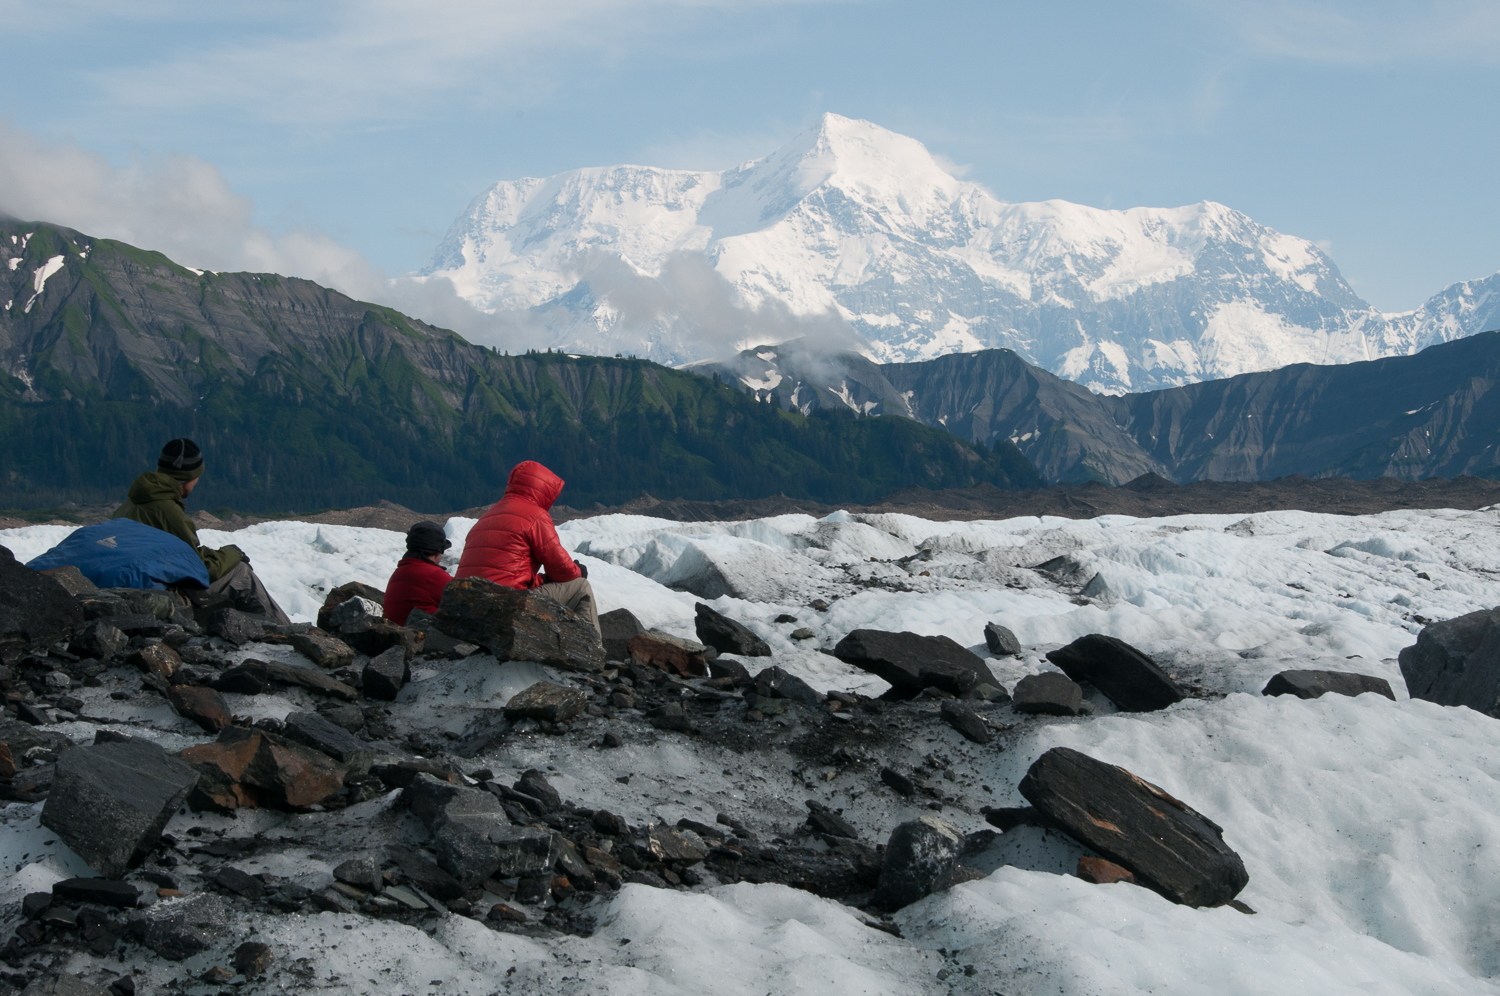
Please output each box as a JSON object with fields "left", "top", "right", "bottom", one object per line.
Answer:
{"left": 874, "top": 815, "right": 964, "bottom": 910}
{"left": 984, "top": 622, "right": 1021, "bottom": 657}
{"left": 1018, "top": 747, "right": 1248, "bottom": 907}
{"left": 695, "top": 603, "right": 771, "bottom": 657}
{"left": 1045, "top": 634, "right": 1185, "bottom": 712}
{"left": 599, "top": 607, "right": 645, "bottom": 662}
{"left": 832, "top": 629, "right": 998, "bottom": 698}
{"left": 1399, "top": 608, "right": 1500, "bottom": 716}
{"left": 434, "top": 577, "right": 604, "bottom": 673}
{"left": 41, "top": 738, "right": 198, "bottom": 878}
{"left": 0, "top": 556, "right": 84, "bottom": 663}
{"left": 179, "top": 726, "right": 345, "bottom": 812}
{"left": 1263, "top": 670, "right": 1396, "bottom": 701}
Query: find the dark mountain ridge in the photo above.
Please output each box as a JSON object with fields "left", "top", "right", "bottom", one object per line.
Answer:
{"left": 0, "top": 220, "right": 1038, "bottom": 513}
{"left": 705, "top": 331, "right": 1500, "bottom": 485}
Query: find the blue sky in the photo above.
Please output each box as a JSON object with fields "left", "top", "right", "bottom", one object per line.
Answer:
{"left": 2, "top": 0, "right": 1497, "bottom": 312}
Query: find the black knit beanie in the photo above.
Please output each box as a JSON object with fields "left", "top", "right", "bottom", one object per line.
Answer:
{"left": 407, "top": 521, "right": 451, "bottom": 557}
{"left": 158, "top": 438, "right": 204, "bottom": 481}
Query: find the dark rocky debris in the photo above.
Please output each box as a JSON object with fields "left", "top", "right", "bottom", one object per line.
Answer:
{"left": 832, "top": 630, "right": 998, "bottom": 698}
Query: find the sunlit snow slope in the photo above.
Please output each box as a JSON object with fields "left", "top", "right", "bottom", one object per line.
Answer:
{"left": 426, "top": 114, "right": 1499, "bottom": 394}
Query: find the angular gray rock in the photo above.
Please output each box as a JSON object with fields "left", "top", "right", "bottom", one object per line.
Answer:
{"left": 695, "top": 603, "right": 771, "bottom": 657}
{"left": 504, "top": 681, "right": 587, "bottom": 723}
{"left": 1046, "top": 634, "right": 1185, "bottom": 712}
{"left": 71, "top": 620, "right": 127, "bottom": 661}
{"left": 212, "top": 660, "right": 268, "bottom": 695}
{"left": 206, "top": 608, "right": 265, "bottom": 646}
{"left": 334, "top": 857, "right": 383, "bottom": 892}
{"left": 51, "top": 878, "right": 140, "bottom": 908}
{"left": 1018, "top": 747, "right": 1248, "bottom": 907}
{"left": 1012, "top": 672, "right": 1085, "bottom": 716}
{"left": 832, "top": 629, "right": 999, "bottom": 698}
{"left": 984, "top": 622, "right": 1021, "bottom": 657}
{"left": 0, "top": 556, "right": 84, "bottom": 663}
{"left": 41, "top": 738, "right": 198, "bottom": 878}
{"left": 940, "top": 699, "right": 993, "bottom": 743}
{"left": 874, "top": 815, "right": 964, "bottom": 910}
{"left": 515, "top": 769, "right": 562, "bottom": 812}
{"left": 128, "top": 893, "right": 227, "bottom": 960}
{"left": 489, "top": 826, "right": 561, "bottom": 877}
{"left": 362, "top": 645, "right": 411, "bottom": 701}
{"left": 599, "top": 607, "right": 646, "bottom": 662}
{"left": 434, "top": 577, "right": 605, "bottom": 672}
{"left": 403, "top": 773, "right": 510, "bottom": 888}
{"left": 750, "top": 666, "right": 822, "bottom": 707}
{"left": 1262, "top": 670, "right": 1396, "bottom": 702}
{"left": 282, "top": 710, "right": 375, "bottom": 774}
{"left": 1399, "top": 608, "right": 1500, "bottom": 716}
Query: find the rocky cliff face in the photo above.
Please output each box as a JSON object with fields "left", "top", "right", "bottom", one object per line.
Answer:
{"left": 706, "top": 332, "right": 1500, "bottom": 485}
{"left": 0, "top": 221, "right": 1038, "bottom": 512}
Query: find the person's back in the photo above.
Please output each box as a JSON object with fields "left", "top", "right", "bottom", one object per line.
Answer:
{"left": 457, "top": 461, "right": 599, "bottom": 635}
{"left": 384, "top": 521, "right": 453, "bottom": 625}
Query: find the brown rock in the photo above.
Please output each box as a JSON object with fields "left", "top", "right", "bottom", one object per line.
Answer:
{"left": 1078, "top": 856, "right": 1136, "bottom": 885}
{"left": 180, "top": 727, "right": 345, "bottom": 812}
{"left": 233, "top": 940, "right": 273, "bottom": 977}
{"left": 629, "top": 630, "right": 709, "bottom": 677}
{"left": 262, "top": 660, "right": 358, "bottom": 700}
{"left": 433, "top": 577, "right": 604, "bottom": 672}
{"left": 40, "top": 565, "right": 99, "bottom": 597}
{"left": 0, "top": 742, "right": 12, "bottom": 778}
{"left": 290, "top": 631, "right": 356, "bottom": 670}
{"left": 503, "top": 681, "right": 587, "bottom": 723}
{"left": 316, "top": 581, "right": 385, "bottom": 630}
{"left": 128, "top": 643, "right": 182, "bottom": 679}
{"left": 167, "top": 685, "right": 231, "bottom": 733}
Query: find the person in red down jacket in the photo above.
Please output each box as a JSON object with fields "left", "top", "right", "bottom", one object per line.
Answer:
{"left": 383, "top": 521, "right": 453, "bottom": 625}
{"left": 456, "top": 460, "right": 600, "bottom": 636}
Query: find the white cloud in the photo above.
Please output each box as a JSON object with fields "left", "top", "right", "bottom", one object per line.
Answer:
{"left": 23, "top": 0, "right": 847, "bottom": 125}
{"left": 1202, "top": 0, "right": 1500, "bottom": 64}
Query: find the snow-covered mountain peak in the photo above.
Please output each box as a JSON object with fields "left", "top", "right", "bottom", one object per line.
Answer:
{"left": 425, "top": 116, "right": 1499, "bottom": 393}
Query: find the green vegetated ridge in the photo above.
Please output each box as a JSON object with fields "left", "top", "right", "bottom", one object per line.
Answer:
{"left": 0, "top": 221, "right": 1040, "bottom": 513}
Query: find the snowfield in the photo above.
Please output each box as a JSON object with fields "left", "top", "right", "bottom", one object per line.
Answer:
{"left": 5, "top": 505, "right": 1500, "bottom": 994}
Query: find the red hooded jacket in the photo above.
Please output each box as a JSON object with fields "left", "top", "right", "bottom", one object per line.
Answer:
{"left": 456, "top": 461, "right": 581, "bottom": 590}
{"left": 382, "top": 557, "right": 453, "bottom": 626}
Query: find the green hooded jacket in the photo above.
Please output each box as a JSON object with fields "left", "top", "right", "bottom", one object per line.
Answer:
{"left": 112, "top": 471, "right": 244, "bottom": 583}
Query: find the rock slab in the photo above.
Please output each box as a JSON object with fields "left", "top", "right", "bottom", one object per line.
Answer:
{"left": 504, "top": 681, "right": 587, "bottom": 723}
{"left": 362, "top": 645, "right": 410, "bottom": 701}
{"left": 629, "top": 630, "right": 709, "bottom": 677}
{"left": 833, "top": 629, "right": 998, "bottom": 698}
{"left": 1262, "top": 669, "right": 1396, "bottom": 701}
{"left": 599, "top": 607, "right": 645, "bottom": 662}
{"left": 1018, "top": 746, "right": 1248, "bottom": 907}
{"left": 1399, "top": 608, "right": 1500, "bottom": 716}
{"left": 180, "top": 726, "right": 345, "bottom": 812}
{"left": 1045, "top": 634, "right": 1185, "bottom": 712}
{"left": 41, "top": 738, "right": 198, "bottom": 878}
{"left": 695, "top": 603, "right": 771, "bottom": 657}
{"left": 283, "top": 710, "right": 375, "bottom": 773}
{"left": 434, "top": 577, "right": 604, "bottom": 672}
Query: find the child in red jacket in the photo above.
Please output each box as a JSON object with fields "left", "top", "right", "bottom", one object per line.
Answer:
{"left": 383, "top": 521, "right": 453, "bottom": 625}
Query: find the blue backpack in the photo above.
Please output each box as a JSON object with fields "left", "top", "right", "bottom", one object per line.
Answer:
{"left": 27, "top": 519, "right": 212, "bottom": 590}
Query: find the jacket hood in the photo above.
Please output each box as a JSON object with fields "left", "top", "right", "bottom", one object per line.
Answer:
{"left": 127, "top": 471, "right": 186, "bottom": 506}
{"left": 503, "top": 461, "right": 565, "bottom": 511}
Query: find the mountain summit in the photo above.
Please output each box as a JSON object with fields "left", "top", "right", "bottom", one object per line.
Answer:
{"left": 428, "top": 113, "right": 1499, "bottom": 394}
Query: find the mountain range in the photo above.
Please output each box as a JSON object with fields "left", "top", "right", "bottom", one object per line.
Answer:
{"left": 427, "top": 113, "right": 1500, "bottom": 396}
{"left": 696, "top": 333, "right": 1500, "bottom": 485}
{"left": 0, "top": 220, "right": 1036, "bottom": 513}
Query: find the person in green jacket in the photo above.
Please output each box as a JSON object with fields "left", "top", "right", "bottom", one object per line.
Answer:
{"left": 114, "top": 438, "right": 290, "bottom": 625}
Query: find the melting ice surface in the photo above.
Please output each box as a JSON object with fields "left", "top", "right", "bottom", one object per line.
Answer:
{"left": 4, "top": 506, "right": 1500, "bottom": 994}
